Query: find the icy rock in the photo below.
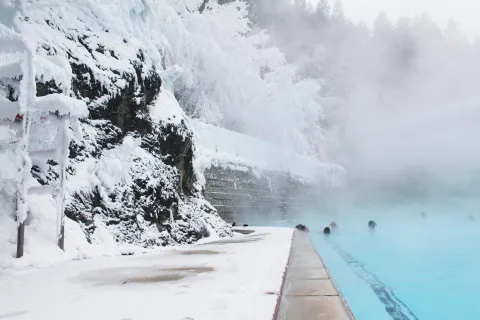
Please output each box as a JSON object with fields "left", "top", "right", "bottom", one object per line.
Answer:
{"left": 2, "top": 3, "right": 233, "bottom": 249}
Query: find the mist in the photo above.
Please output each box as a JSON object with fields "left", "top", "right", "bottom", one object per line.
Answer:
{"left": 340, "top": 21, "right": 480, "bottom": 201}
{"left": 243, "top": 0, "right": 480, "bottom": 205}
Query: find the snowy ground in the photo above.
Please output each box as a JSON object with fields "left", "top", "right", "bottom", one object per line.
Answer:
{"left": 0, "top": 227, "right": 293, "bottom": 320}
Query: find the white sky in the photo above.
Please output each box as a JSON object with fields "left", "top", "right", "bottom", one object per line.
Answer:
{"left": 311, "top": 0, "right": 480, "bottom": 40}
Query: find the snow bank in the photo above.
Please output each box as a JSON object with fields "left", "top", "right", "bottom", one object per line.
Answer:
{"left": 193, "top": 120, "right": 345, "bottom": 186}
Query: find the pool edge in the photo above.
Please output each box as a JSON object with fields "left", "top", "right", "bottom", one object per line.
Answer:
{"left": 276, "top": 230, "right": 356, "bottom": 320}
{"left": 308, "top": 234, "right": 356, "bottom": 320}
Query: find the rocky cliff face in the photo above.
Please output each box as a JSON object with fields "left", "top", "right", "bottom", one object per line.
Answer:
{"left": 19, "top": 3, "right": 232, "bottom": 247}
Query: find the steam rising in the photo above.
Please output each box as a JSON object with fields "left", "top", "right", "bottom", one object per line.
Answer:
{"left": 247, "top": 1, "right": 480, "bottom": 201}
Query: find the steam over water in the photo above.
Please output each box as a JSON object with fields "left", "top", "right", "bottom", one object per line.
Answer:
{"left": 257, "top": 97, "right": 480, "bottom": 318}
{"left": 261, "top": 190, "right": 480, "bottom": 319}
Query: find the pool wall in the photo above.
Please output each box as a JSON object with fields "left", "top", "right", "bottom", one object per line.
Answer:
{"left": 203, "top": 164, "right": 328, "bottom": 224}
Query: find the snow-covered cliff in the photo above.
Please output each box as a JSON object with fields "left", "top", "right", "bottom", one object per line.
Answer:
{"left": 0, "top": 0, "right": 234, "bottom": 265}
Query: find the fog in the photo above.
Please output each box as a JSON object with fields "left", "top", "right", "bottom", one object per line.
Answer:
{"left": 337, "top": 0, "right": 480, "bottom": 41}
{"left": 219, "top": 3, "right": 480, "bottom": 317}
{"left": 340, "top": 22, "right": 480, "bottom": 197}
{"left": 246, "top": 0, "right": 480, "bottom": 204}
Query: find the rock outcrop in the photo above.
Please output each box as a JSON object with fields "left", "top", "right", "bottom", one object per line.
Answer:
{"left": 14, "top": 3, "right": 232, "bottom": 247}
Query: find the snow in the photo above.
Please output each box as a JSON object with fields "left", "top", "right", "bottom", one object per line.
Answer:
{"left": 93, "top": 136, "right": 140, "bottom": 193}
{"left": 0, "top": 18, "right": 88, "bottom": 255}
{"left": 34, "top": 54, "right": 73, "bottom": 93}
{"left": 193, "top": 120, "right": 345, "bottom": 186}
{"left": 150, "top": 87, "right": 185, "bottom": 126}
{"left": 0, "top": 61, "right": 22, "bottom": 79}
{"left": 0, "top": 32, "right": 26, "bottom": 54}
{"left": 0, "top": 96, "right": 20, "bottom": 121}
{"left": 0, "top": 194, "right": 107, "bottom": 269}
{"left": 0, "top": 55, "right": 72, "bottom": 88}
{"left": 34, "top": 94, "right": 88, "bottom": 118}
{"left": 0, "top": 227, "right": 293, "bottom": 320}
{"left": 65, "top": 135, "right": 143, "bottom": 199}
{"left": 0, "top": 0, "right": 331, "bottom": 268}
{"left": 14, "top": 37, "right": 35, "bottom": 226}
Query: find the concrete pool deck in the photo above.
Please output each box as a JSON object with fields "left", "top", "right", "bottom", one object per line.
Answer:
{"left": 276, "top": 231, "right": 355, "bottom": 320}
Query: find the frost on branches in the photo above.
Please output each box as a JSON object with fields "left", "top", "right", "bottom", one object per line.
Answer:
{"left": 1, "top": 0, "right": 235, "bottom": 262}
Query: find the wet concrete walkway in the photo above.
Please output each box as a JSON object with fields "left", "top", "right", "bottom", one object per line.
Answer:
{"left": 276, "top": 231, "right": 355, "bottom": 320}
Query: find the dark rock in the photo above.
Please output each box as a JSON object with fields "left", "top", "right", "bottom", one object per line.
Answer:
{"left": 36, "top": 79, "right": 63, "bottom": 97}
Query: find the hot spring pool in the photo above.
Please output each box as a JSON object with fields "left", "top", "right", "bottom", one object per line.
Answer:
{"left": 261, "top": 200, "right": 480, "bottom": 320}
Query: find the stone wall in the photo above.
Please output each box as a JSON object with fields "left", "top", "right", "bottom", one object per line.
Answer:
{"left": 203, "top": 164, "right": 322, "bottom": 224}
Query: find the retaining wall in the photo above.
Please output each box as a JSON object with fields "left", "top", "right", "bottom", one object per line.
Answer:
{"left": 203, "top": 164, "right": 322, "bottom": 224}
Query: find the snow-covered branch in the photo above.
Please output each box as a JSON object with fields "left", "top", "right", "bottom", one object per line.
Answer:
{"left": 34, "top": 94, "right": 88, "bottom": 118}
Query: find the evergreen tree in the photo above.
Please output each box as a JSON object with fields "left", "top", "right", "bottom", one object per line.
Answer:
{"left": 445, "top": 19, "right": 468, "bottom": 45}
{"left": 331, "top": 0, "right": 345, "bottom": 23}
{"left": 373, "top": 11, "right": 393, "bottom": 41}
{"left": 315, "top": 0, "right": 330, "bottom": 25}
{"left": 294, "top": 0, "right": 307, "bottom": 11}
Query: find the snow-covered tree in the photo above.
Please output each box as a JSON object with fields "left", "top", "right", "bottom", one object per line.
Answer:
{"left": 317, "top": 0, "right": 330, "bottom": 17}
{"left": 294, "top": 0, "right": 307, "bottom": 11}
{"left": 331, "top": 0, "right": 345, "bottom": 23}
{"left": 373, "top": 12, "right": 393, "bottom": 41}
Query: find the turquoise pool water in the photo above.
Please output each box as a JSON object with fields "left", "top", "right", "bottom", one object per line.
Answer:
{"left": 262, "top": 197, "right": 480, "bottom": 320}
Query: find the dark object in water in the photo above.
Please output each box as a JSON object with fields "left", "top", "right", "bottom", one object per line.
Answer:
{"left": 330, "top": 221, "right": 337, "bottom": 229}
{"left": 295, "top": 224, "right": 309, "bottom": 232}
{"left": 232, "top": 222, "right": 237, "bottom": 227}
{"left": 421, "top": 212, "right": 427, "bottom": 218}
{"left": 243, "top": 224, "right": 248, "bottom": 227}
{"left": 323, "top": 227, "right": 331, "bottom": 235}
{"left": 368, "top": 220, "right": 377, "bottom": 230}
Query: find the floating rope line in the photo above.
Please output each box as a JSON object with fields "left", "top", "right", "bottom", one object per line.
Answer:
{"left": 327, "top": 238, "right": 419, "bottom": 320}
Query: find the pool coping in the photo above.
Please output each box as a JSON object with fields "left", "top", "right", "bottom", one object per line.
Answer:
{"left": 275, "top": 230, "right": 356, "bottom": 320}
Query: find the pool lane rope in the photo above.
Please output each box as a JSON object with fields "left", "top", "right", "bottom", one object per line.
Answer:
{"left": 326, "top": 238, "right": 419, "bottom": 320}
